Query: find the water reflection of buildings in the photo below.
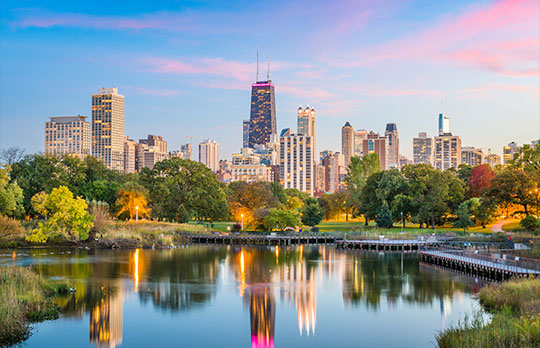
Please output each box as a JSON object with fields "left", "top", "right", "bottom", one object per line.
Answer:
{"left": 88, "top": 283, "right": 123, "bottom": 348}
{"left": 249, "top": 287, "right": 275, "bottom": 348}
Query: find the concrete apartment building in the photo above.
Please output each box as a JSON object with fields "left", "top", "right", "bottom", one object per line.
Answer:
{"left": 461, "top": 146, "right": 484, "bottom": 167}
{"left": 503, "top": 141, "right": 520, "bottom": 164}
{"left": 279, "top": 128, "right": 314, "bottom": 196}
{"left": 44, "top": 116, "right": 91, "bottom": 158}
{"left": 413, "top": 132, "right": 433, "bottom": 165}
{"left": 362, "top": 132, "right": 388, "bottom": 170}
{"left": 434, "top": 134, "right": 462, "bottom": 170}
{"left": 199, "top": 139, "right": 220, "bottom": 172}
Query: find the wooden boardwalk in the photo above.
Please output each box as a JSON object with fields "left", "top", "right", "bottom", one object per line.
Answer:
{"left": 420, "top": 250, "right": 540, "bottom": 280}
{"left": 187, "top": 234, "right": 341, "bottom": 245}
{"left": 336, "top": 239, "right": 437, "bottom": 251}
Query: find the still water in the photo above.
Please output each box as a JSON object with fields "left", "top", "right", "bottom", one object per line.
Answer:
{"left": 1, "top": 246, "right": 484, "bottom": 348}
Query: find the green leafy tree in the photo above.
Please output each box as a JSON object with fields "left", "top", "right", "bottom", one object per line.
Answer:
{"left": 301, "top": 202, "right": 323, "bottom": 227}
{"left": 376, "top": 204, "right": 393, "bottom": 228}
{"left": 453, "top": 198, "right": 480, "bottom": 231}
{"left": 0, "top": 166, "right": 24, "bottom": 218}
{"left": 520, "top": 215, "right": 540, "bottom": 233}
{"left": 26, "top": 186, "right": 93, "bottom": 243}
{"left": 487, "top": 169, "right": 535, "bottom": 215}
{"left": 141, "top": 158, "right": 228, "bottom": 222}
{"left": 262, "top": 208, "right": 301, "bottom": 231}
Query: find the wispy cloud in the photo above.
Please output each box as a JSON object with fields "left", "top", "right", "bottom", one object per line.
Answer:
{"left": 340, "top": 0, "right": 539, "bottom": 77}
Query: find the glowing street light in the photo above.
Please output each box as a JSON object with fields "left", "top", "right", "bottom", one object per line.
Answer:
{"left": 136, "top": 205, "right": 139, "bottom": 222}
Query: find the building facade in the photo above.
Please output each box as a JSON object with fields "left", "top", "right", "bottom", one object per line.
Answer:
{"left": 438, "top": 113, "right": 450, "bottom": 135}
{"left": 231, "top": 164, "right": 272, "bottom": 183}
{"left": 199, "top": 139, "right": 220, "bottom": 172}
{"left": 484, "top": 153, "right": 501, "bottom": 167}
{"left": 461, "top": 146, "right": 484, "bottom": 167}
{"left": 354, "top": 130, "right": 367, "bottom": 157}
{"left": 385, "top": 123, "right": 399, "bottom": 168}
{"left": 92, "top": 87, "right": 125, "bottom": 171}
{"left": 248, "top": 80, "right": 276, "bottom": 148}
{"left": 434, "top": 135, "right": 462, "bottom": 170}
{"left": 279, "top": 129, "right": 314, "bottom": 195}
{"left": 297, "top": 106, "right": 316, "bottom": 161}
{"left": 362, "top": 135, "right": 388, "bottom": 170}
{"left": 413, "top": 132, "right": 433, "bottom": 165}
{"left": 243, "top": 120, "right": 250, "bottom": 148}
{"left": 503, "top": 142, "right": 520, "bottom": 164}
{"left": 123, "top": 136, "right": 137, "bottom": 173}
{"left": 341, "top": 122, "right": 354, "bottom": 168}
{"left": 44, "top": 116, "right": 91, "bottom": 158}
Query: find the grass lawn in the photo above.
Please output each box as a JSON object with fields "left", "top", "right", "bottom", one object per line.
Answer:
{"left": 502, "top": 220, "right": 523, "bottom": 232}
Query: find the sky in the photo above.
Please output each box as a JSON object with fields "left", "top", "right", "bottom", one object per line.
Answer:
{"left": 0, "top": 0, "right": 539, "bottom": 160}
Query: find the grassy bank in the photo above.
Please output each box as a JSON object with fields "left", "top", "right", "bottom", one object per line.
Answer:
{"left": 0, "top": 267, "right": 71, "bottom": 347}
{"left": 437, "top": 278, "right": 540, "bottom": 348}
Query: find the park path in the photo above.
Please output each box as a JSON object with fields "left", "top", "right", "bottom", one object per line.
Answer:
{"left": 491, "top": 220, "right": 509, "bottom": 233}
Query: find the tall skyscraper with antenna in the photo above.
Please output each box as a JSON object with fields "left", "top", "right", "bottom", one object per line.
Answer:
{"left": 248, "top": 49, "right": 276, "bottom": 148}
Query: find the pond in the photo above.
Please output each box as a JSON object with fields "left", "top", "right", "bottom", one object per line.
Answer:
{"left": 1, "top": 246, "right": 485, "bottom": 347}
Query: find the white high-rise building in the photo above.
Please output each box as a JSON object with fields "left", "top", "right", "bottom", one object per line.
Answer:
{"left": 438, "top": 113, "right": 450, "bottom": 136}
{"left": 434, "top": 134, "right": 462, "bottom": 170}
{"left": 45, "top": 116, "right": 91, "bottom": 158}
{"left": 199, "top": 139, "right": 220, "bottom": 172}
{"left": 92, "top": 87, "right": 125, "bottom": 171}
{"left": 413, "top": 132, "right": 433, "bottom": 165}
{"left": 279, "top": 128, "right": 314, "bottom": 195}
{"left": 297, "top": 106, "right": 316, "bottom": 162}
{"left": 354, "top": 130, "right": 368, "bottom": 157}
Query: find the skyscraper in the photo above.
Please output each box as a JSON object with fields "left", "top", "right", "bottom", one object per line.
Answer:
{"left": 199, "top": 139, "right": 220, "bottom": 172}
{"left": 354, "top": 130, "right": 368, "bottom": 157}
{"left": 45, "top": 116, "right": 91, "bottom": 158}
{"left": 341, "top": 122, "right": 354, "bottom": 168}
{"left": 413, "top": 132, "right": 433, "bottom": 165}
{"left": 248, "top": 52, "right": 276, "bottom": 148}
{"left": 434, "top": 134, "right": 462, "bottom": 170}
{"left": 280, "top": 128, "right": 314, "bottom": 195}
{"left": 243, "top": 120, "right": 250, "bottom": 148}
{"left": 92, "top": 87, "right": 125, "bottom": 171}
{"left": 461, "top": 146, "right": 484, "bottom": 166}
{"left": 362, "top": 135, "right": 388, "bottom": 170}
{"left": 297, "top": 106, "right": 316, "bottom": 161}
{"left": 438, "top": 113, "right": 450, "bottom": 135}
{"left": 385, "top": 123, "right": 399, "bottom": 168}
{"left": 123, "top": 136, "right": 137, "bottom": 173}
{"left": 139, "top": 135, "right": 169, "bottom": 170}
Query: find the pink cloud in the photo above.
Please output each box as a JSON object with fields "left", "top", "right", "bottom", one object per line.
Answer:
{"left": 343, "top": 0, "right": 539, "bottom": 77}
{"left": 134, "top": 87, "right": 181, "bottom": 96}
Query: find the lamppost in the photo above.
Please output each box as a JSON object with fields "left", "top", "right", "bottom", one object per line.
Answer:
{"left": 401, "top": 211, "right": 404, "bottom": 233}
{"left": 241, "top": 214, "right": 244, "bottom": 231}
{"left": 135, "top": 206, "right": 139, "bottom": 222}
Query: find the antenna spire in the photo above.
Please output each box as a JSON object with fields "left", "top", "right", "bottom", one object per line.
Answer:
{"left": 267, "top": 51, "right": 270, "bottom": 81}
{"left": 441, "top": 99, "right": 443, "bottom": 114}
{"left": 256, "top": 47, "right": 260, "bottom": 82}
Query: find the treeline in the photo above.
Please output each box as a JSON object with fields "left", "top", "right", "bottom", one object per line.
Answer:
{"left": 0, "top": 141, "right": 539, "bottom": 241}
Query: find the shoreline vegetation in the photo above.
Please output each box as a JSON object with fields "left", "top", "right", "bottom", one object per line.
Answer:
{"left": 437, "top": 278, "right": 540, "bottom": 348}
{"left": 0, "top": 266, "right": 72, "bottom": 347}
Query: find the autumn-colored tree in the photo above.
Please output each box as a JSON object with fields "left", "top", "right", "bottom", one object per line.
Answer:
{"left": 26, "top": 186, "right": 93, "bottom": 243}
{"left": 469, "top": 164, "right": 495, "bottom": 197}
{"left": 116, "top": 182, "right": 150, "bottom": 220}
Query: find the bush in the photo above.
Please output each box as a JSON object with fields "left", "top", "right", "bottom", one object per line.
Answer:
{"left": 88, "top": 200, "right": 110, "bottom": 238}
{"left": 520, "top": 216, "right": 540, "bottom": 233}
{"left": 0, "top": 214, "right": 25, "bottom": 241}
{"left": 311, "top": 226, "right": 320, "bottom": 232}
{"left": 376, "top": 205, "right": 393, "bottom": 228}
{"left": 232, "top": 223, "right": 242, "bottom": 232}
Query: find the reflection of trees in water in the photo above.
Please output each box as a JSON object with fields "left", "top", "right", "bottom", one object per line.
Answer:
{"left": 137, "top": 247, "right": 227, "bottom": 312}
{"left": 341, "top": 251, "right": 471, "bottom": 309}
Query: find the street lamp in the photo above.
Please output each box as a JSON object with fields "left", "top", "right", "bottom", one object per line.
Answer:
{"left": 401, "top": 211, "right": 404, "bottom": 233}
{"left": 135, "top": 206, "right": 139, "bottom": 222}
{"left": 241, "top": 214, "right": 244, "bottom": 231}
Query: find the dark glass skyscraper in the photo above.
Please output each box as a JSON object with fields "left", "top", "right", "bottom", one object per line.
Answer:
{"left": 248, "top": 81, "right": 276, "bottom": 147}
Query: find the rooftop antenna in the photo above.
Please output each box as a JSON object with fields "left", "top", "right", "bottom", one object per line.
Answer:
{"left": 267, "top": 51, "right": 270, "bottom": 81}
{"left": 256, "top": 47, "right": 260, "bottom": 82}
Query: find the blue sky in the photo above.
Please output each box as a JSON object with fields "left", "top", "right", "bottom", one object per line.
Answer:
{"left": 1, "top": 0, "right": 538, "bottom": 159}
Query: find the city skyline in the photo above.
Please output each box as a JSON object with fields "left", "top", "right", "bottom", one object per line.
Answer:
{"left": 0, "top": 0, "right": 539, "bottom": 160}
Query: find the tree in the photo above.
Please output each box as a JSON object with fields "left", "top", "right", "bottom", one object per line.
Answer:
{"left": 116, "top": 182, "right": 150, "bottom": 220}
{"left": 0, "top": 166, "right": 24, "bottom": 218}
{"left": 376, "top": 204, "right": 393, "bottom": 228}
{"left": 520, "top": 215, "right": 540, "bottom": 233}
{"left": 453, "top": 198, "right": 480, "bottom": 231}
{"left": 262, "top": 208, "right": 301, "bottom": 231}
{"left": 488, "top": 169, "right": 535, "bottom": 215}
{"left": 26, "top": 186, "right": 93, "bottom": 243}
{"left": 0, "top": 147, "right": 26, "bottom": 165}
{"left": 301, "top": 202, "right": 323, "bottom": 227}
{"left": 469, "top": 164, "right": 495, "bottom": 197}
{"left": 227, "top": 181, "right": 280, "bottom": 229}
{"left": 141, "top": 158, "right": 229, "bottom": 222}
{"left": 473, "top": 197, "right": 497, "bottom": 228}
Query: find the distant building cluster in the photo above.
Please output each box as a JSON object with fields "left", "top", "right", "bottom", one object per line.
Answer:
{"left": 43, "top": 55, "right": 535, "bottom": 197}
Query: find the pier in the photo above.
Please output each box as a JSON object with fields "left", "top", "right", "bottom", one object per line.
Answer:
{"left": 420, "top": 249, "right": 540, "bottom": 280}
{"left": 336, "top": 239, "right": 437, "bottom": 251}
{"left": 187, "top": 234, "right": 342, "bottom": 245}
